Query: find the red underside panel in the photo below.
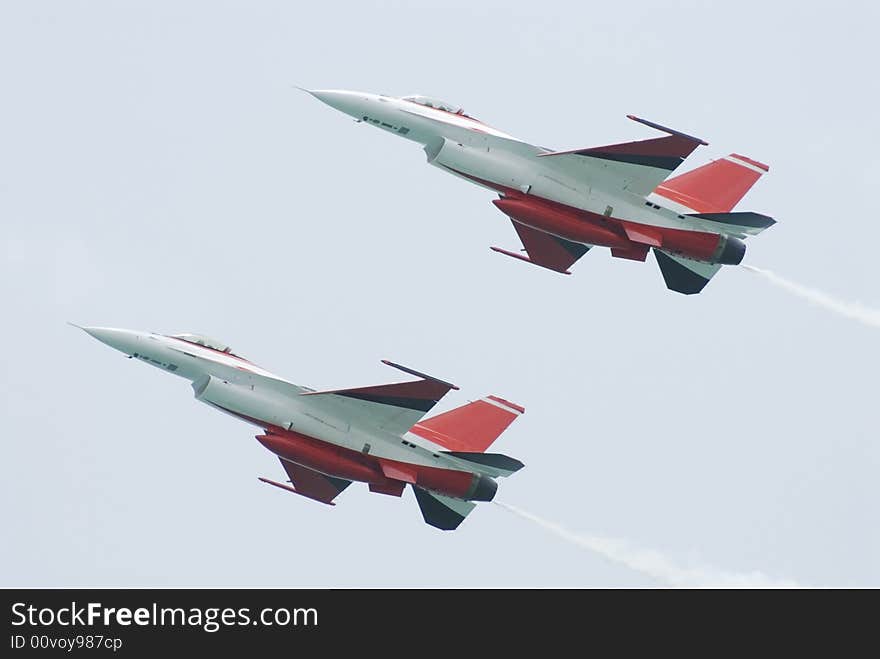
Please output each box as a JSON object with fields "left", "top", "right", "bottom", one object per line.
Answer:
{"left": 651, "top": 223, "right": 720, "bottom": 260}
{"left": 446, "top": 166, "right": 724, "bottom": 263}
{"left": 257, "top": 429, "right": 476, "bottom": 500}
{"left": 256, "top": 431, "right": 383, "bottom": 484}
{"left": 610, "top": 244, "right": 650, "bottom": 261}
{"left": 413, "top": 463, "right": 474, "bottom": 499}
{"left": 621, "top": 222, "right": 663, "bottom": 247}
{"left": 380, "top": 461, "right": 417, "bottom": 484}
{"left": 493, "top": 196, "right": 630, "bottom": 249}
{"left": 493, "top": 195, "right": 719, "bottom": 260}
{"left": 369, "top": 481, "right": 406, "bottom": 497}
{"left": 379, "top": 458, "right": 474, "bottom": 499}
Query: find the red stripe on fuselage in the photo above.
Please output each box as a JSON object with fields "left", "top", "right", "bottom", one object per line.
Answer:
{"left": 442, "top": 165, "right": 722, "bottom": 262}
{"left": 620, "top": 220, "right": 720, "bottom": 261}
{"left": 212, "top": 403, "right": 478, "bottom": 499}
{"left": 257, "top": 431, "right": 387, "bottom": 484}
{"left": 261, "top": 430, "right": 478, "bottom": 499}
{"left": 379, "top": 457, "right": 475, "bottom": 498}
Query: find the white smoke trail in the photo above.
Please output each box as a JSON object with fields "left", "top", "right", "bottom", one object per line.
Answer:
{"left": 743, "top": 265, "right": 880, "bottom": 329}
{"left": 495, "top": 502, "right": 798, "bottom": 588}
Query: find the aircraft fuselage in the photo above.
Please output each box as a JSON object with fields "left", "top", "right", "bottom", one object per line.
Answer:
{"left": 80, "top": 327, "right": 497, "bottom": 502}
{"left": 308, "top": 90, "right": 744, "bottom": 266}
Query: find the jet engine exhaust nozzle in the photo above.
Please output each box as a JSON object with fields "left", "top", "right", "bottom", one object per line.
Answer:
{"left": 714, "top": 235, "right": 746, "bottom": 265}
{"left": 467, "top": 474, "right": 498, "bottom": 502}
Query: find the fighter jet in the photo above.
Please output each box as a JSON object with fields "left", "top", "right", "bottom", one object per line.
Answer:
{"left": 307, "top": 89, "right": 775, "bottom": 294}
{"left": 77, "top": 326, "right": 524, "bottom": 530}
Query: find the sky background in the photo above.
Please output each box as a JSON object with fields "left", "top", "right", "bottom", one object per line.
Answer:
{"left": 2, "top": 0, "right": 878, "bottom": 587}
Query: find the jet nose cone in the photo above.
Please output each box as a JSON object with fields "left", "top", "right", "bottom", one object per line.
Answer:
{"left": 306, "top": 89, "right": 373, "bottom": 118}
{"left": 78, "top": 326, "right": 143, "bottom": 355}
{"left": 306, "top": 89, "right": 351, "bottom": 110}
{"left": 306, "top": 88, "right": 346, "bottom": 104}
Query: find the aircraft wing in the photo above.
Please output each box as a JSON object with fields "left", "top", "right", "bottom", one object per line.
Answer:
{"left": 491, "top": 220, "right": 590, "bottom": 274}
{"left": 538, "top": 115, "right": 708, "bottom": 198}
{"left": 299, "top": 360, "right": 458, "bottom": 438}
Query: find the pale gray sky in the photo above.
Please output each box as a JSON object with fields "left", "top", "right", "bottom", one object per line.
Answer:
{"left": 2, "top": 0, "right": 878, "bottom": 586}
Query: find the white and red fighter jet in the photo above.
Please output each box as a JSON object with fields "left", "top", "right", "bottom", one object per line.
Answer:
{"left": 78, "top": 326, "right": 524, "bottom": 530}
{"left": 308, "top": 90, "right": 774, "bottom": 294}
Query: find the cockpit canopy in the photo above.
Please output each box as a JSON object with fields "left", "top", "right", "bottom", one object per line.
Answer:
{"left": 401, "top": 95, "right": 472, "bottom": 118}
{"left": 171, "top": 333, "right": 237, "bottom": 356}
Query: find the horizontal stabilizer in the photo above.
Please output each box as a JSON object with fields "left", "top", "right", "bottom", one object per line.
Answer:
{"left": 411, "top": 395, "right": 524, "bottom": 452}
{"left": 412, "top": 485, "right": 476, "bottom": 531}
{"left": 654, "top": 249, "right": 722, "bottom": 295}
{"left": 686, "top": 211, "right": 776, "bottom": 235}
{"left": 442, "top": 451, "right": 524, "bottom": 477}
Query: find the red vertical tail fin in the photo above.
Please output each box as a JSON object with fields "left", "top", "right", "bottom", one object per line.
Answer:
{"left": 410, "top": 396, "right": 524, "bottom": 453}
{"left": 654, "top": 153, "right": 769, "bottom": 213}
